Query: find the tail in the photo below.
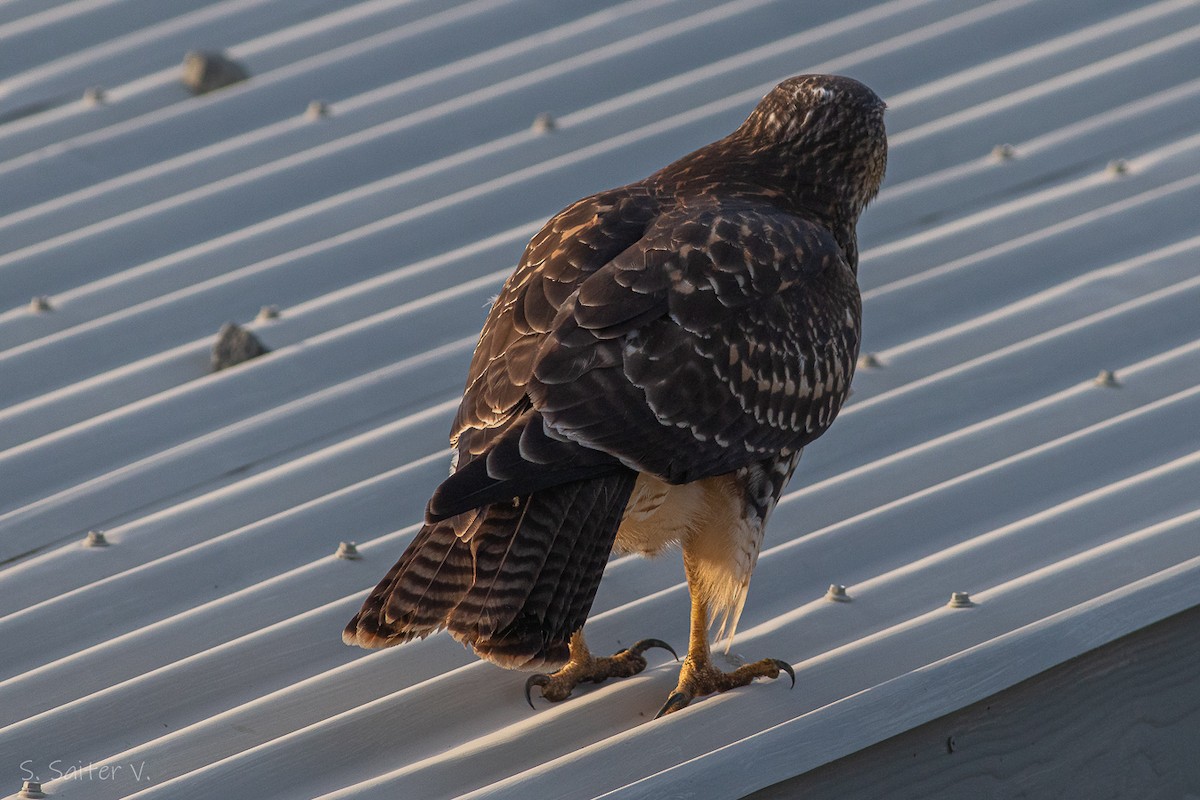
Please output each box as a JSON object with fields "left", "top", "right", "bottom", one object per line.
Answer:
{"left": 343, "top": 469, "right": 636, "bottom": 670}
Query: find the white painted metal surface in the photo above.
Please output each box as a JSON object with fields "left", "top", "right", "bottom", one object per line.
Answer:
{"left": 1, "top": 0, "right": 1198, "bottom": 797}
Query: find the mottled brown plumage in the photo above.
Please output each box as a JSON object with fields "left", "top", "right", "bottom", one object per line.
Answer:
{"left": 344, "top": 74, "right": 887, "bottom": 713}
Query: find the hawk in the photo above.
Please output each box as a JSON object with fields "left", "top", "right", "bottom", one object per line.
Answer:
{"left": 344, "top": 74, "right": 887, "bottom": 716}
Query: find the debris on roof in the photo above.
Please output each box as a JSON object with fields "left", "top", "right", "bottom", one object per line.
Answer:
{"left": 180, "top": 50, "right": 249, "bottom": 95}
{"left": 211, "top": 321, "right": 269, "bottom": 372}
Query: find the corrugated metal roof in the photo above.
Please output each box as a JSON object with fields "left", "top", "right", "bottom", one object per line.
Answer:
{"left": 2, "top": 0, "right": 1199, "bottom": 797}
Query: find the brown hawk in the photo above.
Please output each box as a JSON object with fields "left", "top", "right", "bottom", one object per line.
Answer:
{"left": 344, "top": 74, "right": 888, "bottom": 716}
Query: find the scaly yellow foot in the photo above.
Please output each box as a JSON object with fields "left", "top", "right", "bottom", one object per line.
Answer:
{"left": 655, "top": 656, "right": 795, "bottom": 718}
{"left": 525, "top": 632, "right": 677, "bottom": 707}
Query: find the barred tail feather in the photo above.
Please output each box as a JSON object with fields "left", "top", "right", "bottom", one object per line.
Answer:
{"left": 343, "top": 469, "right": 636, "bottom": 670}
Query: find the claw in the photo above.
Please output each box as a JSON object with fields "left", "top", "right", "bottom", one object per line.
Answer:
{"left": 772, "top": 659, "right": 796, "bottom": 688}
{"left": 628, "top": 638, "right": 679, "bottom": 661}
{"left": 524, "top": 674, "right": 551, "bottom": 709}
{"left": 654, "top": 691, "right": 692, "bottom": 719}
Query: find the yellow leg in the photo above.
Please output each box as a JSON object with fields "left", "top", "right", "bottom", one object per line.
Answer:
{"left": 656, "top": 558, "right": 794, "bottom": 717}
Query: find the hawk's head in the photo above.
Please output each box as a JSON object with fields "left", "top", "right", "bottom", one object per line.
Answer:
{"left": 739, "top": 74, "right": 888, "bottom": 221}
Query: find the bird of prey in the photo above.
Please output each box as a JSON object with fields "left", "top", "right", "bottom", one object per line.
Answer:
{"left": 344, "top": 74, "right": 887, "bottom": 717}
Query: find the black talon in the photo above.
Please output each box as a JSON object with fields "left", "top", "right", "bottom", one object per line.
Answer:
{"left": 524, "top": 674, "right": 550, "bottom": 709}
{"left": 629, "top": 638, "right": 679, "bottom": 661}
{"left": 772, "top": 659, "right": 796, "bottom": 688}
{"left": 654, "top": 691, "right": 691, "bottom": 719}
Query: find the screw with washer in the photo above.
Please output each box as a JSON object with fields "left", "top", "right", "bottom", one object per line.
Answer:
{"left": 825, "top": 584, "right": 851, "bottom": 602}
{"left": 856, "top": 353, "right": 881, "bottom": 369}
{"left": 991, "top": 143, "right": 1016, "bottom": 161}
{"left": 84, "top": 530, "right": 109, "bottom": 547}
{"left": 336, "top": 541, "right": 362, "bottom": 560}
{"left": 20, "top": 779, "right": 47, "bottom": 799}
{"left": 948, "top": 591, "right": 974, "bottom": 608}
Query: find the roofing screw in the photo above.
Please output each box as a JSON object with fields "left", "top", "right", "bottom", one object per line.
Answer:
{"left": 83, "top": 86, "right": 106, "bottom": 106}
{"left": 948, "top": 591, "right": 974, "bottom": 608}
{"left": 990, "top": 143, "right": 1016, "bottom": 161}
{"left": 1094, "top": 369, "right": 1120, "bottom": 388}
{"left": 84, "top": 529, "right": 109, "bottom": 547}
{"left": 305, "top": 100, "right": 329, "bottom": 120}
{"left": 257, "top": 305, "right": 279, "bottom": 321}
{"left": 29, "top": 296, "right": 52, "bottom": 313}
{"left": 856, "top": 353, "right": 881, "bottom": 369}
{"left": 825, "top": 583, "right": 851, "bottom": 602}
{"left": 531, "top": 112, "right": 556, "bottom": 134}
{"left": 19, "top": 780, "right": 47, "bottom": 799}
{"left": 336, "top": 541, "right": 361, "bottom": 560}
{"left": 1106, "top": 159, "right": 1129, "bottom": 177}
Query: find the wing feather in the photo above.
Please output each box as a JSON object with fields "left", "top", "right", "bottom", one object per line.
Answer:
{"left": 431, "top": 192, "right": 859, "bottom": 520}
{"left": 529, "top": 202, "right": 860, "bottom": 484}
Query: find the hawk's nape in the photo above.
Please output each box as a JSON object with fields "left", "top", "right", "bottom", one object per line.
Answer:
{"left": 344, "top": 74, "right": 887, "bottom": 716}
